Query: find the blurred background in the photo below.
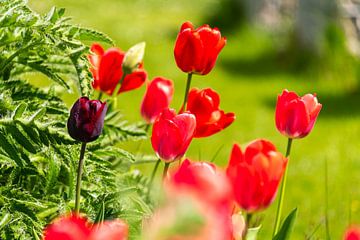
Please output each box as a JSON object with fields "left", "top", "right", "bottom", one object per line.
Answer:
{"left": 29, "top": 0, "right": 360, "bottom": 239}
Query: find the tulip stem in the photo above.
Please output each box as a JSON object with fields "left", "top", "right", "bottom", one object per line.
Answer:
{"left": 243, "top": 212, "right": 253, "bottom": 239}
{"left": 162, "top": 162, "right": 170, "bottom": 181}
{"left": 97, "top": 91, "right": 103, "bottom": 100}
{"left": 147, "top": 159, "right": 161, "bottom": 197}
{"left": 180, "top": 73, "right": 192, "bottom": 112}
{"left": 273, "top": 138, "right": 293, "bottom": 236}
{"left": 75, "top": 142, "right": 87, "bottom": 214}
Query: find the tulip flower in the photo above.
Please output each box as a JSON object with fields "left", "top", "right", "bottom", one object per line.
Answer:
{"left": 67, "top": 97, "right": 107, "bottom": 143}
{"left": 344, "top": 225, "right": 360, "bottom": 240}
{"left": 144, "top": 193, "right": 232, "bottom": 240}
{"left": 174, "top": 21, "right": 226, "bottom": 75}
{"left": 88, "top": 43, "right": 147, "bottom": 96}
{"left": 169, "top": 159, "right": 233, "bottom": 208}
{"left": 226, "top": 139, "right": 287, "bottom": 212}
{"left": 43, "top": 214, "right": 128, "bottom": 240}
{"left": 151, "top": 108, "right": 196, "bottom": 162}
{"left": 141, "top": 77, "right": 174, "bottom": 124}
{"left": 187, "top": 88, "right": 235, "bottom": 137}
{"left": 275, "top": 89, "right": 322, "bottom": 139}
{"left": 145, "top": 159, "right": 234, "bottom": 240}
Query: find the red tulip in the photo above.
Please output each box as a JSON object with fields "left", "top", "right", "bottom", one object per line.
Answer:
{"left": 187, "top": 88, "right": 235, "bottom": 137}
{"left": 344, "top": 226, "right": 360, "bottom": 240}
{"left": 141, "top": 77, "right": 174, "bottom": 124}
{"left": 174, "top": 21, "right": 226, "bottom": 75}
{"left": 43, "top": 214, "right": 128, "bottom": 240}
{"left": 275, "top": 89, "right": 322, "bottom": 139}
{"left": 169, "top": 159, "right": 233, "bottom": 208}
{"left": 151, "top": 108, "right": 196, "bottom": 162}
{"left": 88, "top": 43, "right": 147, "bottom": 95}
{"left": 226, "top": 139, "right": 287, "bottom": 212}
{"left": 146, "top": 159, "right": 234, "bottom": 240}
{"left": 67, "top": 97, "right": 107, "bottom": 143}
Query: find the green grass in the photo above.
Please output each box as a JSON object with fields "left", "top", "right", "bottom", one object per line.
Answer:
{"left": 29, "top": 0, "right": 360, "bottom": 239}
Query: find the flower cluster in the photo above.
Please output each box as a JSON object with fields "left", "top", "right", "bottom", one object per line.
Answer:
{"left": 47, "top": 21, "right": 323, "bottom": 240}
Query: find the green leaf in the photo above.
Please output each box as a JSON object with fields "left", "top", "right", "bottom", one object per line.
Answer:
{"left": 273, "top": 208, "right": 298, "bottom": 240}
{"left": 0, "top": 130, "right": 23, "bottom": 167}
{"left": 246, "top": 225, "right": 261, "bottom": 240}
{"left": 25, "top": 63, "right": 70, "bottom": 91}
{"left": 11, "top": 103, "right": 27, "bottom": 120}
{"left": 6, "top": 124, "right": 37, "bottom": 154}
{"left": 28, "top": 108, "right": 46, "bottom": 123}
{"left": 77, "top": 27, "right": 113, "bottom": 45}
{"left": 94, "top": 200, "right": 105, "bottom": 224}
{"left": 0, "top": 213, "right": 11, "bottom": 231}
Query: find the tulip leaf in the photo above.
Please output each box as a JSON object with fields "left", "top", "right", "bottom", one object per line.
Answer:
{"left": 273, "top": 208, "right": 298, "bottom": 240}
{"left": 247, "top": 225, "right": 261, "bottom": 240}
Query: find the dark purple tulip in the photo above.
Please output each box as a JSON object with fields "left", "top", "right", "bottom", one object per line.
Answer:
{"left": 67, "top": 97, "right": 107, "bottom": 142}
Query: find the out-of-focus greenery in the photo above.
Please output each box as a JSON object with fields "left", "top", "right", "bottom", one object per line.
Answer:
{"left": 29, "top": 0, "right": 360, "bottom": 239}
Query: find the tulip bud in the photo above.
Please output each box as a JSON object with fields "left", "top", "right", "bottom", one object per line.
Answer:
{"left": 123, "top": 42, "right": 146, "bottom": 72}
{"left": 226, "top": 139, "right": 287, "bottom": 212}
{"left": 67, "top": 97, "right": 107, "bottom": 143}
{"left": 141, "top": 77, "right": 174, "bottom": 124}
{"left": 151, "top": 108, "right": 196, "bottom": 162}
{"left": 174, "top": 21, "right": 226, "bottom": 75}
{"left": 275, "top": 89, "right": 322, "bottom": 139}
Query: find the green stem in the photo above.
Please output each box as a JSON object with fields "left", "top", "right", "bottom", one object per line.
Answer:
{"left": 273, "top": 138, "right": 293, "bottom": 236}
{"left": 180, "top": 73, "right": 192, "bottom": 112}
{"left": 162, "top": 162, "right": 170, "bottom": 181}
{"left": 75, "top": 142, "right": 87, "bottom": 214}
{"left": 97, "top": 91, "right": 103, "bottom": 101}
{"left": 112, "top": 73, "right": 127, "bottom": 108}
{"left": 243, "top": 212, "right": 253, "bottom": 239}
{"left": 148, "top": 159, "right": 161, "bottom": 195}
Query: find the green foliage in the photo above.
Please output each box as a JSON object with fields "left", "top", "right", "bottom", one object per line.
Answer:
{"left": 0, "top": 0, "right": 113, "bottom": 96}
{"left": 273, "top": 208, "right": 298, "bottom": 240}
{"left": 0, "top": 1, "right": 151, "bottom": 239}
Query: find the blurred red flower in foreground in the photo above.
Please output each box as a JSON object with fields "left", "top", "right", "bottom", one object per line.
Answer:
{"left": 275, "top": 89, "right": 322, "bottom": 139}
{"left": 67, "top": 97, "right": 107, "bottom": 143}
{"left": 151, "top": 108, "right": 196, "bottom": 162}
{"left": 186, "top": 88, "right": 235, "bottom": 137}
{"left": 141, "top": 77, "right": 174, "bottom": 124}
{"left": 226, "top": 139, "right": 287, "bottom": 212}
{"left": 174, "top": 21, "right": 226, "bottom": 75}
{"left": 145, "top": 159, "right": 236, "bottom": 240}
{"left": 42, "top": 214, "right": 128, "bottom": 240}
{"left": 344, "top": 226, "right": 360, "bottom": 240}
{"left": 88, "top": 43, "right": 147, "bottom": 95}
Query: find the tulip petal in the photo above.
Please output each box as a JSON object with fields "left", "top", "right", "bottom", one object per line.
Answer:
{"left": 119, "top": 69, "right": 147, "bottom": 93}
{"left": 98, "top": 48, "right": 125, "bottom": 95}
{"left": 141, "top": 77, "right": 174, "bottom": 123}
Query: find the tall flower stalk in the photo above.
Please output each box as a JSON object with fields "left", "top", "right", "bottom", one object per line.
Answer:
{"left": 273, "top": 138, "right": 293, "bottom": 235}
{"left": 67, "top": 97, "right": 107, "bottom": 213}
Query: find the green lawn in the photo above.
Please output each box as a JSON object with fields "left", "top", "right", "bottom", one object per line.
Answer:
{"left": 29, "top": 0, "right": 360, "bottom": 239}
